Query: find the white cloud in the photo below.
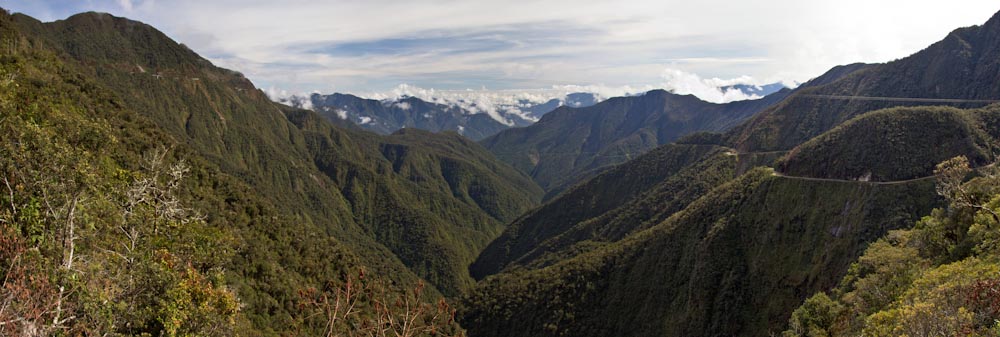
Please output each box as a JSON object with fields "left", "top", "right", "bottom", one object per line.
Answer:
{"left": 335, "top": 68, "right": 776, "bottom": 124}
{"left": 117, "top": 0, "right": 133, "bottom": 11}
{"left": 659, "top": 68, "right": 761, "bottom": 103}
{"left": 361, "top": 84, "right": 608, "bottom": 125}
{"left": 394, "top": 101, "right": 411, "bottom": 111}
{"left": 265, "top": 86, "right": 313, "bottom": 110}
{"left": 359, "top": 116, "right": 373, "bottom": 124}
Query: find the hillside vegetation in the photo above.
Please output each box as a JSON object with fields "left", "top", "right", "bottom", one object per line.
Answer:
{"left": 461, "top": 169, "right": 938, "bottom": 337}
{"left": 778, "top": 105, "right": 1000, "bottom": 181}
{"left": 0, "top": 8, "right": 540, "bottom": 336}
{"left": 482, "top": 88, "right": 788, "bottom": 195}
{"left": 462, "top": 101, "right": 1000, "bottom": 336}
{"left": 470, "top": 144, "right": 736, "bottom": 278}
{"left": 784, "top": 156, "right": 1000, "bottom": 336}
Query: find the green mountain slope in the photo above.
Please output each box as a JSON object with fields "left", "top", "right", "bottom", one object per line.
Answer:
{"left": 725, "top": 11, "right": 1000, "bottom": 152}
{"left": 0, "top": 10, "right": 379, "bottom": 334}
{"left": 462, "top": 101, "right": 1000, "bottom": 336}
{"left": 777, "top": 105, "right": 1000, "bottom": 182}
{"left": 11, "top": 11, "right": 543, "bottom": 298}
{"left": 470, "top": 144, "right": 736, "bottom": 278}
{"left": 481, "top": 88, "right": 788, "bottom": 195}
{"left": 784, "top": 156, "right": 1000, "bottom": 336}
{"left": 461, "top": 169, "right": 938, "bottom": 337}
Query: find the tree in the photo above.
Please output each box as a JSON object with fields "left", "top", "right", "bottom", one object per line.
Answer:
{"left": 299, "top": 268, "right": 464, "bottom": 337}
{"left": 934, "top": 156, "right": 1000, "bottom": 224}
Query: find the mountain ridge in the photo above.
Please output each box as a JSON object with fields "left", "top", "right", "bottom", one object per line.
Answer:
{"left": 482, "top": 88, "right": 790, "bottom": 194}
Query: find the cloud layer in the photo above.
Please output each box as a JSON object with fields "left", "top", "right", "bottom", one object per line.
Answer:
{"left": 266, "top": 67, "right": 786, "bottom": 126}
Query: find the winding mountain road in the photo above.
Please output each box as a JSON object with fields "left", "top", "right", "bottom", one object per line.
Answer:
{"left": 731, "top": 147, "right": 996, "bottom": 185}
{"left": 797, "top": 94, "right": 1000, "bottom": 104}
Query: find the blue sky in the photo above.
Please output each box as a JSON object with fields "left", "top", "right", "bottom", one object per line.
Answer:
{"left": 3, "top": 0, "right": 1000, "bottom": 105}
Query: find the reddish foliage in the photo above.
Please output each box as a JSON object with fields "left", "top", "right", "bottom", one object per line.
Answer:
{"left": 0, "top": 227, "right": 61, "bottom": 336}
{"left": 966, "top": 278, "right": 1000, "bottom": 318}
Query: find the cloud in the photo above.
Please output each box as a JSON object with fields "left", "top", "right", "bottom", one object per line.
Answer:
{"left": 659, "top": 68, "right": 762, "bottom": 103}
{"left": 393, "top": 101, "right": 411, "bottom": 110}
{"left": 117, "top": 0, "right": 133, "bottom": 11}
{"left": 265, "top": 86, "right": 313, "bottom": 110}
{"left": 323, "top": 68, "right": 775, "bottom": 124}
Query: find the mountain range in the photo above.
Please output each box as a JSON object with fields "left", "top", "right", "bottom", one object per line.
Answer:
{"left": 460, "top": 9, "right": 1000, "bottom": 337}
{"left": 482, "top": 88, "right": 790, "bottom": 195}
{"left": 278, "top": 91, "right": 601, "bottom": 141}
{"left": 3, "top": 5, "right": 1000, "bottom": 337}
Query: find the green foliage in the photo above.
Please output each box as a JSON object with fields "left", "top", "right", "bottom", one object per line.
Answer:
{"left": 783, "top": 156, "right": 1000, "bottom": 337}
{"left": 471, "top": 144, "right": 736, "bottom": 278}
{"left": 783, "top": 293, "right": 844, "bottom": 337}
{"left": 461, "top": 168, "right": 938, "bottom": 337}
{"left": 0, "top": 8, "right": 534, "bottom": 335}
{"left": 0, "top": 28, "right": 239, "bottom": 334}
{"left": 777, "top": 106, "right": 999, "bottom": 181}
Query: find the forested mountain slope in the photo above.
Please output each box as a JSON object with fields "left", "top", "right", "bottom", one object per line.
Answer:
{"left": 462, "top": 102, "right": 1000, "bottom": 337}
{"left": 482, "top": 88, "right": 789, "bottom": 194}
{"left": 1, "top": 9, "right": 541, "bottom": 336}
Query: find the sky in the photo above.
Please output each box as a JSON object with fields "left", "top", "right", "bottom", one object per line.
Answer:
{"left": 3, "top": 0, "right": 1000, "bottom": 106}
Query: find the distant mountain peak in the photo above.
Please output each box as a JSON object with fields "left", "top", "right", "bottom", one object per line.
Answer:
{"left": 274, "top": 91, "right": 602, "bottom": 139}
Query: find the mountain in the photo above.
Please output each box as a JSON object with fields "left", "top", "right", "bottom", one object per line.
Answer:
{"left": 461, "top": 10, "right": 1000, "bottom": 337}
{"left": 518, "top": 92, "right": 601, "bottom": 120}
{"left": 282, "top": 92, "right": 601, "bottom": 141}
{"left": 482, "top": 88, "right": 790, "bottom": 195}
{"left": 307, "top": 93, "right": 511, "bottom": 140}
{"left": 462, "top": 167, "right": 939, "bottom": 337}
{"left": 721, "top": 82, "right": 790, "bottom": 97}
{"left": 470, "top": 143, "right": 737, "bottom": 278}
{"left": 776, "top": 105, "right": 998, "bottom": 181}
{"left": 782, "top": 150, "right": 1000, "bottom": 336}
{"left": 725, "top": 11, "right": 1000, "bottom": 152}
{"left": 4, "top": 9, "right": 542, "bottom": 335}
{"left": 461, "top": 104, "right": 1000, "bottom": 336}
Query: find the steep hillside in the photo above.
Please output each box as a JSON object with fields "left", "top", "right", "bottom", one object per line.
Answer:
{"left": 309, "top": 93, "right": 511, "bottom": 140}
{"left": 725, "top": 11, "right": 1000, "bottom": 152}
{"left": 470, "top": 144, "right": 735, "bottom": 278}
{"left": 482, "top": 88, "right": 789, "bottom": 193}
{"left": 461, "top": 169, "right": 938, "bottom": 337}
{"left": 463, "top": 100, "right": 1000, "bottom": 337}
{"left": 777, "top": 105, "right": 1000, "bottom": 181}
{"left": 10, "top": 8, "right": 540, "bottom": 320}
{"left": 783, "top": 156, "right": 1000, "bottom": 336}
{"left": 0, "top": 10, "right": 389, "bottom": 335}
{"left": 286, "top": 111, "right": 543, "bottom": 292}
